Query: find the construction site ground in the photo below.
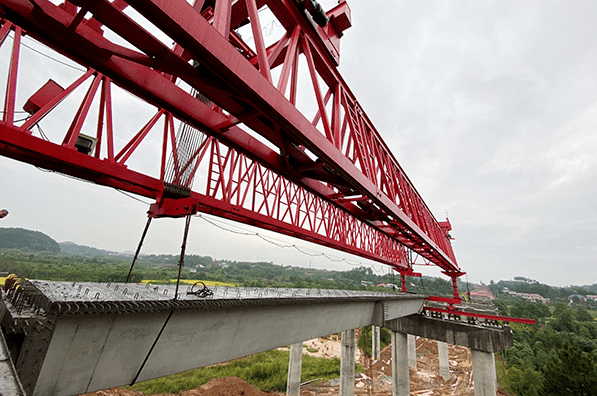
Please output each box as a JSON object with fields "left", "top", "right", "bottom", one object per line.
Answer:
{"left": 83, "top": 336, "right": 512, "bottom": 396}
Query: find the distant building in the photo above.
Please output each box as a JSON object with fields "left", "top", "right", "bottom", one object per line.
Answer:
{"left": 504, "top": 290, "right": 549, "bottom": 303}
{"left": 518, "top": 293, "right": 549, "bottom": 304}
{"left": 586, "top": 295, "right": 597, "bottom": 301}
{"left": 568, "top": 294, "right": 586, "bottom": 303}
{"left": 470, "top": 289, "right": 496, "bottom": 300}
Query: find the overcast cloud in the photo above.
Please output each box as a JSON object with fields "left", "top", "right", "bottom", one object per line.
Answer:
{"left": 1, "top": 0, "right": 596, "bottom": 287}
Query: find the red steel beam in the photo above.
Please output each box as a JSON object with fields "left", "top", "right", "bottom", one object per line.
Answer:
{"left": 0, "top": 121, "right": 407, "bottom": 268}
{"left": 423, "top": 307, "right": 537, "bottom": 325}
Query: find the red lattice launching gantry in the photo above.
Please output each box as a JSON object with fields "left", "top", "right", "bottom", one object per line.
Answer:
{"left": 0, "top": 0, "right": 461, "bottom": 278}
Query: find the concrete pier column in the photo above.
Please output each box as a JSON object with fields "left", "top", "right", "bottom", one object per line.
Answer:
{"left": 340, "top": 329, "right": 355, "bottom": 396}
{"left": 471, "top": 349, "right": 497, "bottom": 396}
{"left": 372, "top": 325, "right": 381, "bottom": 360}
{"left": 391, "top": 331, "right": 409, "bottom": 396}
{"left": 407, "top": 334, "right": 417, "bottom": 368}
{"left": 286, "top": 342, "right": 303, "bottom": 395}
{"left": 437, "top": 341, "right": 450, "bottom": 380}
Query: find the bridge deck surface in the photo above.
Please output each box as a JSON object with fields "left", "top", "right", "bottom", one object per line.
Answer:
{"left": 25, "top": 280, "right": 424, "bottom": 316}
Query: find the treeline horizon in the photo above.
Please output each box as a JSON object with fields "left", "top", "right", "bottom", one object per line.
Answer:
{"left": 1, "top": 226, "right": 596, "bottom": 295}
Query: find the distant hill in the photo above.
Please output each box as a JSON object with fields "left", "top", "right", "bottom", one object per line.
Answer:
{"left": 58, "top": 241, "right": 119, "bottom": 257}
{"left": 0, "top": 227, "right": 60, "bottom": 253}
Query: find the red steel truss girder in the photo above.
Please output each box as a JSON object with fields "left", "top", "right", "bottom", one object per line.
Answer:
{"left": 0, "top": 120, "right": 407, "bottom": 268}
{"left": 116, "top": 0, "right": 460, "bottom": 271}
{"left": 0, "top": 16, "right": 407, "bottom": 268}
{"left": 0, "top": 0, "right": 459, "bottom": 273}
{"left": 201, "top": 139, "right": 407, "bottom": 265}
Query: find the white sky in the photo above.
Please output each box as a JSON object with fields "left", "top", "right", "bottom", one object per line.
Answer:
{"left": 1, "top": 0, "right": 597, "bottom": 287}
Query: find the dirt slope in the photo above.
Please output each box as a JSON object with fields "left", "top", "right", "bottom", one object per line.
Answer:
{"left": 300, "top": 337, "right": 475, "bottom": 396}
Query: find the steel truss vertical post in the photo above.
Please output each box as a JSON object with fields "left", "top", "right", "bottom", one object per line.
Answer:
{"left": 3, "top": 25, "right": 20, "bottom": 125}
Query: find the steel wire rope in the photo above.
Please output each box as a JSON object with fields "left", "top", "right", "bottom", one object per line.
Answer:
{"left": 370, "top": 264, "right": 383, "bottom": 273}
{"left": 195, "top": 213, "right": 380, "bottom": 268}
{"left": 18, "top": 32, "right": 166, "bottom": 125}
{"left": 254, "top": 233, "right": 346, "bottom": 263}
{"left": 13, "top": 34, "right": 164, "bottom": 191}
{"left": 420, "top": 275, "right": 427, "bottom": 294}
{"left": 36, "top": 124, "right": 50, "bottom": 141}
{"left": 242, "top": 17, "right": 284, "bottom": 45}
{"left": 13, "top": 32, "right": 87, "bottom": 72}
{"left": 32, "top": 161, "right": 153, "bottom": 205}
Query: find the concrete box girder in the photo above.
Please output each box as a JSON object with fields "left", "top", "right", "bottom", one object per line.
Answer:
{"left": 137, "top": 301, "right": 383, "bottom": 382}
{"left": 5, "top": 281, "right": 426, "bottom": 396}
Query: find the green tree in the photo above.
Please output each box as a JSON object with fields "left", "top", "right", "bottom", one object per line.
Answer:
{"left": 0, "top": 228, "right": 60, "bottom": 253}
{"left": 540, "top": 342, "right": 597, "bottom": 396}
{"left": 493, "top": 299, "right": 509, "bottom": 316}
{"left": 576, "top": 308, "right": 593, "bottom": 322}
{"left": 503, "top": 364, "right": 543, "bottom": 396}
{"left": 550, "top": 305, "right": 579, "bottom": 333}
{"left": 357, "top": 326, "right": 391, "bottom": 356}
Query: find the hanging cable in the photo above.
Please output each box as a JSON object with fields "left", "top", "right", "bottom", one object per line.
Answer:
{"left": 15, "top": 33, "right": 87, "bottom": 72}
{"left": 174, "top": 214, "right": 192, "bottom": 300}
{"left": 130, "top": 309, "right": 174, "bottom": 385}
{"left": 126, "top": 217, "right": 152, "bottom": 283}
{"left": 196, "top": 213, "right": 370, "bottom": 267}
{"left": 420, "top": 276, "right": 427, "bottom": 294}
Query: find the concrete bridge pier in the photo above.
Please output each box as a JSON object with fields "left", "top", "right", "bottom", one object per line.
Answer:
{"left": 437, "top": 340, "right": 450, "bottom": 380}
{"left": 340, "top": 329, "right": 356, "bottom": 396}
{"left": 471, "top": 349, "right": 497, "bottom": 396}
{"left": 407, "top": 334, "right": 417, "bottom": 368}
{"left": 391, "top": 331, "right": 409, "bottom": 396}
{"left": 385, "top": 314, "right": 512, "bottom": 396}
{"left": 286, "top": 342, "right": 303, "bottom": 395}
{"left": 372, "top": 325, "right": 381, "bottom": 360}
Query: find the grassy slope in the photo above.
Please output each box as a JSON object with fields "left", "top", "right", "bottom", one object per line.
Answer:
{"left": 128, "top": 349, "right": 363, "bottom": 394}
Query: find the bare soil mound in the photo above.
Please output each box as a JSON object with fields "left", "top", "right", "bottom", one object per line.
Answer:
{"left": 174, "top": 377, "right": 283, "bottom": 396}
{"left": 83, "top": 377, "right": 284, "bottom": 396}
